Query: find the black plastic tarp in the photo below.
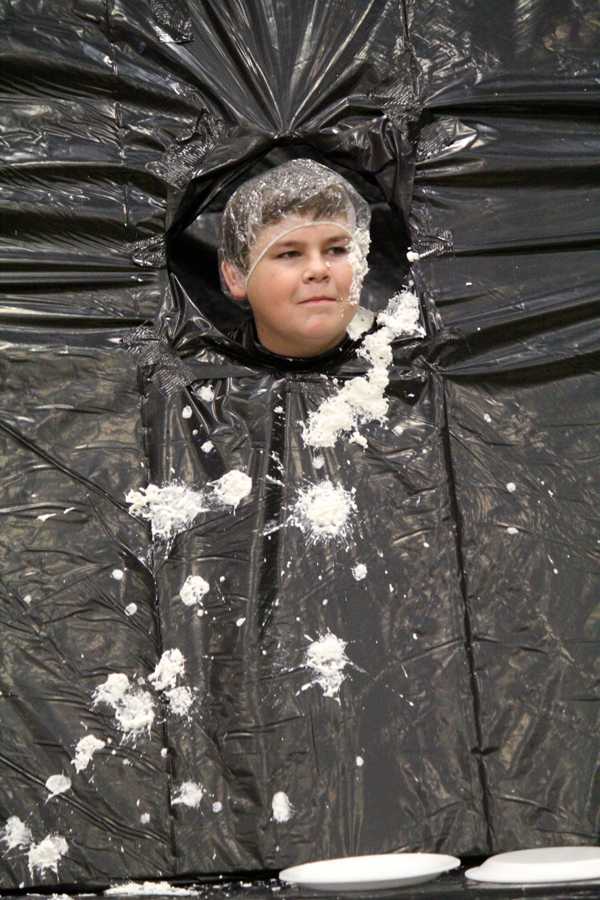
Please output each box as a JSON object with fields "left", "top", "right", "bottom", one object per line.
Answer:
{"left": 1, "top": 0, "right": 599, "bottom": 891}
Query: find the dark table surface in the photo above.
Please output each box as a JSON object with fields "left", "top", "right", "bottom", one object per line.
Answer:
{"left": 5, "top": 869, "right": 600, "bottom": 900}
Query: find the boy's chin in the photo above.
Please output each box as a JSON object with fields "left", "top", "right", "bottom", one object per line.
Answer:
{"left": 301, "top": 308, "right": 351, "bottom": 333}
{"left": 294, "top": 323, "right": 348, "bottom": 353}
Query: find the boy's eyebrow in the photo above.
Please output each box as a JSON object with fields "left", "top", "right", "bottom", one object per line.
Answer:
{"left": 272, "top": 232, "right": 351, "bottom": 249}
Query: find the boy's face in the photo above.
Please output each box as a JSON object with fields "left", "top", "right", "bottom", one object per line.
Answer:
{"left": 222, "top": 215, "right": 357, "bottom": 358}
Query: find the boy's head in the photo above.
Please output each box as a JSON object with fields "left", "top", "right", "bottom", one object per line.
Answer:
{"left": 219, "top": 159, "right": 370, "bottom": 357}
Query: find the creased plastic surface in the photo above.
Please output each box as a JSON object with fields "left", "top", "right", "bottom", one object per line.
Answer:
{"left": 1, "top": 0, "right": 599, "bottom": 891}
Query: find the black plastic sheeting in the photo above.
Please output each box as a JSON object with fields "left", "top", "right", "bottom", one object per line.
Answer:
{"left": 1, "top": 0, "right": 600, "bottom": 892}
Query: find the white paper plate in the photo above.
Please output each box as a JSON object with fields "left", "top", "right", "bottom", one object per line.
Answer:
{"left": 466, "top": 847, "right": 600, "bottom": 884}
{"left": 279, "top": 853, "right": 460, "bottom": 891}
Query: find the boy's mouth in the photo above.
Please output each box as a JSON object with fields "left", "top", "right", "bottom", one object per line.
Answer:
{"left": 299, "top": 295, "right": 337, "bottom": 304}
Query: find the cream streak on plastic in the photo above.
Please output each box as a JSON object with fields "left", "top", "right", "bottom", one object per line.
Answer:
{"left": 304, "top": 291, "right": 424, "bottom": 448}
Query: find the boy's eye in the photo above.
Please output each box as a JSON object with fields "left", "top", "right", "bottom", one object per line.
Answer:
{"left": 276, "top": 250, "right": 301, "bottom": 259}
{"left": 328, "top": 245, "right": 349, "bottom": 255}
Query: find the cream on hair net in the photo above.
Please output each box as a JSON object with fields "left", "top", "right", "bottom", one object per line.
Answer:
{"left": 218, "top": 158, "right": 371, "bottom": 305}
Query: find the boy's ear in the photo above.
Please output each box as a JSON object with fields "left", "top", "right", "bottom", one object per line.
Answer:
{"left": 221, "top": 261, "right": 247, "bottom": 301}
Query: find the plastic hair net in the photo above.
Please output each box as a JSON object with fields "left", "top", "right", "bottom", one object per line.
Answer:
{"left": 218, "top": 158, "right": 371, "bottom": 305}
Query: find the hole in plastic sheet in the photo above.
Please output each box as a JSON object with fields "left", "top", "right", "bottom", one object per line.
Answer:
{"left": 168, "top": 144, "right": 411, "bottom": 334}
{"left": 150, "top": 0, "right": 193, "bottom": 43}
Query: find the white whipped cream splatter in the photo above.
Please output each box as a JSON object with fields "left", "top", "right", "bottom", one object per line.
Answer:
{"left": 72, "top": 735, "right": 106, "bottom": 773}
{"left": 127, "top": 471, "right": 252, "bottom": 541}
{"left": 304, "top": 291, "right": 424, "bottom": 448}
{"left": 352, "top": 563, "right": 367, "bottom": 581}
{"left": 104, "top": 882, "right": 199, "bottom": 896}
{"left": 292, "top": 481, "right": 356, "bottom": 542}
{"left": 180, "top": 575, "right": 209, "bottom": 608}
{"left": 28, "top": 834, "right": 68, "bottom": 877}
{"left": 346, "top": 306, "right": 375, "bottom": 340}
{"left": 165, "top": 686, "right": 194, "bottom": 718}
{"left": 197, "top": 385, "right": 214, "bottom": 402}
{"left": 126, "top": 484, "right": 207, "bottom": 541}
{"left": 304, "top": 631, "right": 352, "bottom": 701}
{"left": 172, "top": 782, "right": 203, "bottom": 809}
{"left": 1, "top": 816, "right": 33, "bottom": 850}
{"left": 271, "top": 791, "right": 294, "bottom": 823}
{"left": 211, "top": 470, "right": 252, "bottom": 510}
{"left": 148, "top": 649, "right": 185, "bottom": 692}
{"left": 93, "top": 673, "right": 154, "bottom": 743}
{"left": 347, "top": 226, "right": 371, "bottom": 305}
{"left": 45, "top": 775, "right": 71, "bottom": 801}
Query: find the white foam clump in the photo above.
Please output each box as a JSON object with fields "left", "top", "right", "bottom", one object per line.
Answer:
{"left": 104, "top": 883, "right": 199, "bottom": 896}
{"left": 272, "top": 791, "right": 294, "bottom": 823}
{"left": 304, "top": 631, "right": 352, "bottom": 701}
{"left": 197, "top": 385, "right": 214, "bottom": 402}
{"left": 93, "top": 673, "right": 155, "bottom": 743}
{"left": 165, "top": 686, "right": 194, "bottom": 718}
{"left": 147, "top": 650, "right": 194, "bottom": 718}
{"left": 180, "top": 575, "right": 209, "bottom": 608}
{"left": 149, "top": 649, "right": 185, "bottom": 692}
{"left": 126, "top": 484, "right": 206, "bottom": 541}
{"left": 28, "top": 834, "right": 68, "bottom": 876}
{"left": 347, "top": 226, "right": 371, "bottom": 305}
{"left": 346, "top": 305, "right": 374, "bottom": 340}
{"left": 1, "top": 816, "right": 33, "bottom": 850}
{"left": 304, "top": 291, "right": 424, "bottom": 448}
{"left": 172, "top": 781, "right": 203, "bottom": 808}
{"left": 377, "top": 290, "right": 425, "bottom": 337}
{"left": 352, "top": 563, "right": 367, "bottom": 581}
{"left": 211, "top": 470, "right": 252, "bottom": 510}
{"left": 292, "top": 480, "right": 356, "bottom": 541}
{"left": 45, "top": 774, "right": 71, "bottom": 800}
{"left": 72, "top": 735, "right": 106, "bottom": 773}
{"left": 126, "top": 472, "right": 252, "bottom": 541}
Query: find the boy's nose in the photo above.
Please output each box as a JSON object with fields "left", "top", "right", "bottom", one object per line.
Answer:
{"left": 303, "top": 253, "right": 330, "bottom": 281}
